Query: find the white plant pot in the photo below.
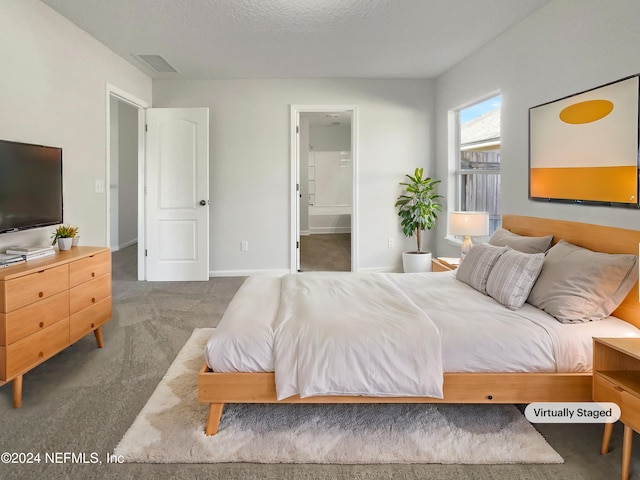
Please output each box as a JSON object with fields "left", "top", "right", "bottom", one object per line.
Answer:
{"left": 57, "top": 238, "right": 72, "bottom": 251}
{"left": 402, "top": 251, "right": 432, "bottom": 273}
{"left": 72, "top": 236, "right": 80, "bottom": 247}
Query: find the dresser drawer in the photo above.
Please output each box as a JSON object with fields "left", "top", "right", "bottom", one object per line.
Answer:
{"left": 2, "top": 318, "right": 69, "bottom": 380}
{"left": 69, "top": 251, "right": 111, "bottom": 288}
{"left": 1, "top": 291, "right": 69, "bottom": 345}
{"left": 594, "top": 374, "right": 622, "bottom": 403}
{"left": 2, "top": 265, "right": 69, "bottom": 312}
{"left": 69, "top": 274, "right": 111, "bottom": 315}
{"left": 594, "top": 374, "right": 640, "bottom": 431}
{"left": 69, "top": 297, "right": 112, "bottom": 343}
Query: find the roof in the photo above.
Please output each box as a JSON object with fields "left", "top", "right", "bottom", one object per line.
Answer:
{"left": 461, "top": 108, "right": 501, "bottom": 149}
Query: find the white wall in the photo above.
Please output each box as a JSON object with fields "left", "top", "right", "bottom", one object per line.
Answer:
{"left": 307, "top": 119, "right": 353, "bottom": 235}
{"left": 434, "top": 0, "right": 640, "bottom": 258}
{"left": 309, "top": 122, "right": 351, "bottom": 151}
{"left": 109, "top": 98, "right": 120, "bottom": 249}
{"left": 153, "top": 79, "right": 435, "bottom": 273}
{"left": 299, "top": 117, "right": 310, "bottom": 234}
{"left": 116, "top": 101, "right": 138, "bottom": 248}
{"left": 0, "top": 0, "right": 151, "bottom": 251}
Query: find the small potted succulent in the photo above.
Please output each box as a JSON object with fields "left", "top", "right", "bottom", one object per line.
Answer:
{"left": 51, "top": 225, "right": 78, "bottom": 251}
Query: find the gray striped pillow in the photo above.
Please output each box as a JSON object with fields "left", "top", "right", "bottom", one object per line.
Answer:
{"left": 455, "top": 243, "right": 508, "bottom": 294}
{"left": 486, "top": 249, "right": 545, "bottom": 310}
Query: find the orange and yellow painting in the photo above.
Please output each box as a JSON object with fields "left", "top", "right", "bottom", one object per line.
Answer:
{"left": 529, "top": 75, "right": 639, "bottom": 205}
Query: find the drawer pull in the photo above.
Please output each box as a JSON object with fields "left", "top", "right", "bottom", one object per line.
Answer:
{"left": 91, "top": 272, "right": 95, "bottom": 278}
{"left": 38, "top": 291, "right": 44, "bottom": 298}
{"left": 91, "top": 323, "right": 95, "bottom": 328}
{"left": 39, "top": 322, "right": 44, "bottom": 328}
{"left": 92, "top": 297, "right": 96, "bottom": 303}
{"left": 38, "top": 351, "right": 44, "bottom": 358}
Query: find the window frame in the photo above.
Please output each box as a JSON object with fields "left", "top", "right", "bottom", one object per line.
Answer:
{"left": 449, "top": 92, "right": 502, "bottom": 242}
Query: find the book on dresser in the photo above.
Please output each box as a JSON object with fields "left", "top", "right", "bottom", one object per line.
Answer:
{"left": 5, "top": 245, "right": 54, "bottom": 254}
{"left": 5, "top": 245, "right": 55, "bottom": 261}
{"left": 0, "top": 253, "right": 25, "bottom": 267}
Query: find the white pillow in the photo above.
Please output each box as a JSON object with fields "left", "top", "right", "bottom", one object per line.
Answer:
{"left": 486, "top": 248, "right": 545, "bottom": 310}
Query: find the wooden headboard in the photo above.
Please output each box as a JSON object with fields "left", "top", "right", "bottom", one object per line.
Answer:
{"left": 502, "top": 215, "right": 640, "bottom": 329}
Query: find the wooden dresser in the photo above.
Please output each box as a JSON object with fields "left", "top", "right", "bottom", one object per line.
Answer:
{"left": 0, "top": 246, "right": 112, "bottom": 408}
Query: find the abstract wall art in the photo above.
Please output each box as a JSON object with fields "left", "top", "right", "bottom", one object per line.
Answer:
{"left": 529, "top": 75, "right": 639, "bottom": 207}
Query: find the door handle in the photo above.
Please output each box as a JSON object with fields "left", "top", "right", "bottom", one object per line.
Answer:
{"left": 199, "top": 200, "right": 208, "bottom": 206}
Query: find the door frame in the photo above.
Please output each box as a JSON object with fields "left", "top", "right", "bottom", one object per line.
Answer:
{"left": 290, "top": 105, "right": 359, "bottom": 273}
{"left": 105, "top": 84, "right": 149, "bottom": 280}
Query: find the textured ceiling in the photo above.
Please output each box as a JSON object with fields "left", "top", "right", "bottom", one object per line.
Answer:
{"left": 40, "top": 0, "right": 551, "bottom": 79}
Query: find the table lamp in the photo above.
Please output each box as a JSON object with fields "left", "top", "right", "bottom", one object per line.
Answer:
{"left": 449, "top": 211, "right": 490, "bottom": 258}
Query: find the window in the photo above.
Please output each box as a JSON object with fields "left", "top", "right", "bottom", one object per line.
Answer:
{"left": 455, "top": 95, "right": 501, "bottom": 236}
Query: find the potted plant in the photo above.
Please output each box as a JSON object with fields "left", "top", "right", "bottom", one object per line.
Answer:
{"left": 51, "top": 225, "right": 78, "bottom": 251}
{"left": 395, "top": 168, "right": 442, "bottom": 272}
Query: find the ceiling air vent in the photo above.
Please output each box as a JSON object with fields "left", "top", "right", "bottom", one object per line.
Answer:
{"left": 135, "top": 54, "right": 179, "bottom": 73}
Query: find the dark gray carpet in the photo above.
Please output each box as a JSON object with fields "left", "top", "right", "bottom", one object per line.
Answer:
{"left": 0, "top": 244, "right": 636, "bottom": 479}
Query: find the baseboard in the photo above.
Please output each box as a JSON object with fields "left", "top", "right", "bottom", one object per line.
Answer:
{"left": 209, "top": 268, "right": 290, "bottom": 277}
{"left": 111, "top": 239, "right": 137, "bottom": 252}
{"left": 309, "top": 227, "right": 351, "bottom": 234}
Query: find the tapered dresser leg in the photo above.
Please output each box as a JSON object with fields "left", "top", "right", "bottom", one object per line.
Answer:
{"left": 13, "top": 375, "right": 23, "bottom": 408}
{"left": 94, "top": 326, "right": 104, "bottom": 348}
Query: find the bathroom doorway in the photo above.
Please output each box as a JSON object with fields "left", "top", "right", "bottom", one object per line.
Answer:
{"left": 291, "top": 106, "right": 357, "bottom": 272}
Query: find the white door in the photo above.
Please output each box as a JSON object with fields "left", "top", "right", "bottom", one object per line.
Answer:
{"left": 145, "top": 107, "right": 209, "bottom": 281}
{"left": 295, "top": 118, "right": 301, "bottom": 272}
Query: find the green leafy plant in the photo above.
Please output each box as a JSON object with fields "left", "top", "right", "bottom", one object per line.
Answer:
{"left": 51, "top": 225, "right": 78, "bottom": 245}
{"left": 395, "top": 168, "right": 442, "bottom": 253}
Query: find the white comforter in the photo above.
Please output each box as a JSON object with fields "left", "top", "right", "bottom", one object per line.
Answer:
{"left": 272, "top": 273, "right": 443, "bottom": 400}
{"left": 204, "top": 271, "right": 640, "bottom": 399}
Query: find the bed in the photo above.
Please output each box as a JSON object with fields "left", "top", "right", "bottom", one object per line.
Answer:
{"left": 198, "top": 215, "right": 640, "bottom": 435}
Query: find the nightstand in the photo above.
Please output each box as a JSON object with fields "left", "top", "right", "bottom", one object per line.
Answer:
{"left": 593, "top": 337, "right": 640, "bottom": 480}
{"left": 432, "top": 257, "right": 460, "bottom": 272}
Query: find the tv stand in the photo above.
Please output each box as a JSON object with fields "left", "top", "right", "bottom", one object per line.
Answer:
{"left": 0, "top": 247, "right": 112, "bottom": 407}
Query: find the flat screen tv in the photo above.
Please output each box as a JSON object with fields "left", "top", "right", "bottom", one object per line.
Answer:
{"left": 0, "top": 140, "right": 63, "bottom": 234}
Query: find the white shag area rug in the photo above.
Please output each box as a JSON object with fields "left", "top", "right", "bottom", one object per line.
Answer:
{"left": 114, "top": 328, "right": 563, "bottom": 464}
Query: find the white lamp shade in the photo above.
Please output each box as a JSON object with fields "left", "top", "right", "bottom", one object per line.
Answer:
{"left": 449, "top": 211, "right": 490, "bottom": 237}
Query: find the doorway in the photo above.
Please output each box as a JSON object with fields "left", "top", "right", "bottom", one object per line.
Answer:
{"left": 291, "top": 106, "right": 358, "bottom": 273}
{"left": 108, "top": 96, "right": 139, "bottom": 280}
{"left": 106, "top": 85, "right": 148, "bottom": 281}
{"left": 107, "top": 87, "right": 210, "bottom": 282}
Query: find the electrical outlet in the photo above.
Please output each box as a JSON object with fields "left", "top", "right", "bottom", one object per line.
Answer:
{"left": 241, "top": 241, "right": 248, "bottom": 252}
{"left": 95, "top": 179, "right": 105, "bottom": 194}
{"left": 388, "top": 238, "right": 394, "bottom": 248}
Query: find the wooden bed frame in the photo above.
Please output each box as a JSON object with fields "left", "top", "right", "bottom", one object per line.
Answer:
{"left": 199, "top": 215, "right": 640, "bottom": 435}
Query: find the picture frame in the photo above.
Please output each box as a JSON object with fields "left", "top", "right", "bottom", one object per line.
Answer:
{"left": 529, "top": 74, "right": 640, "bottom": 208}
